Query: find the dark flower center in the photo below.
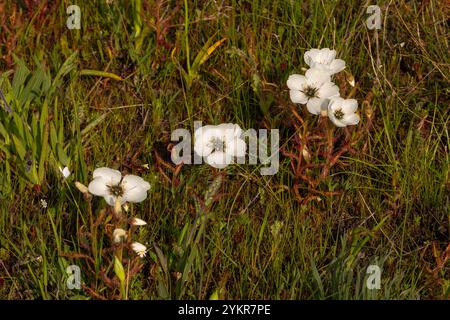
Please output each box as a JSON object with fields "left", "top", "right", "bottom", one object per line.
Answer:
{"left": 334, "top": 109, "right": 344, "bottom": 120}
{"left": 303, "top": 85, "right": 318, "bottom": 99}
{"left": 108, "top": 184, "right": 124, "bottom": 197}
{"left": 209, "top": 137, "right": 225, "bottom": 152}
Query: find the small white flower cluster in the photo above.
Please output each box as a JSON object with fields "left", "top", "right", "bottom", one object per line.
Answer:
{"left": 113, "top": 224, "right": 148, "bottom": 258}
{"left": 287, "top": 48, "right": 360, "bottom": 127}
{"left": 76, "top": 167, "right": 152, "bottom": 258}
{"left": 112, "top": 217, "right": 148, "bottom": 258}
{"left": 130, "top": 218, "right": 148, "bottom": 258}
{"left": 40, "top": 199, "right": 48, "bottom": 209}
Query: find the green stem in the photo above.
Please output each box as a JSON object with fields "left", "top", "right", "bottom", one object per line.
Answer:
{"left": 88, "top": 201, "right": 99, "bottom": 287}
{"left": 184, "top": 0, "right": 191, "bottom": 76}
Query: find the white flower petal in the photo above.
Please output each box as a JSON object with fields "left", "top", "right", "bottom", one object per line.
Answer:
{"left": 88, "top": 178, "right": 109, "bottom": 197}
{"left": 206, "top": 151, "right": 232, "bottom": 169}
{"left": 286, "top": 74, "right": 307, "bottom": 90}
{"left": 194, "top": 125, "right": 219, "bottom": 140}
{"left": 322, "top": 48, "right": 337, "bottom": 64}
{"left": 309, "top": 63, "right": 329, "bottom": 73}
{"left": 304, "top": 49, "right": 321, "bottom": 66}
{"left": 304, "top": 48, "right": 344, "bottom": 75}
{"left": 220, "top": 123, "right": 243, "bottom": 141}
{"left": 341, "top": 99, "right": 358, "bottom": 113}
{"left": 306, "top": 97, "right": 322, "bottom": 115}
{"left": 289, "top": 90, "right": 308, "bottom": 104}
{"left": 307, "top": 48, "right": 336, "bottom": 65}
{"left": 131, "top": 242, "right": 147, "bottom": 258}
{"left": 121, "top": 175, "right": 151, "bottom": 203}
{"left": 104, "top": 194, "right": 118, "bottom": 206}
{"left": 226, "top": 138, "right": 247, "bottom": 157}
{"left": 329, "top": 59, "right": 345, "bottom": 74}
{"left": 194, "top": 140, "right": 213, "bottom": 157}
{"left": 328, "top": 97, "right": 344, "bottom": 111}
{"left": 121, "top": 175, "right": 151, "bottom": 191}
{"left": 59, "top": 166, "right": 71, "bottom": 178}
{"left": 318, "top": 82, "right": 340, "bottom": 99}
{"left": 305, "top": 68, "right": 331, "bottom": 86}
{"left": 92, "top": 167, "right": 122, "bottom": 185}
{"left": 343, "top": 113, "right": 360, "bottom": 126}
{"left": 329, "top": 116, "right": 347, "bottom": 127}
{"left": 123, "top": 186, "right": 149, "bottom": 203}
{"left": 319, "top": 98, "right": 331, "bottom": 116}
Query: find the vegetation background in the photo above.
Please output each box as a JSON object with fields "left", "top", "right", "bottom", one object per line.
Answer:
{"left": 0, "top": 0, "right": 448, "bottom": 299}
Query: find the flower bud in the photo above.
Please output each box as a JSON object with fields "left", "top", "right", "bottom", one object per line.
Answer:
{"left": 75, "top": 181, "right": 89, "bottom": 194}
{"left": 131, "top": 217, "right": 147, "bottom": 226}
{"left": 114, "top": 197, "right": 122, "bottom": 218}
{"left": 113, "top": 228, "right": 127, "bottom": 243}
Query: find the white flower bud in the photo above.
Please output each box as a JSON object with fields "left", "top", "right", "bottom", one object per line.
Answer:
{"left": 131, "top": 217, "right": 147, "bottom": 226}
{"left": 75, "top": 181, "right": 89, "bottom": 194}
{"left": 113, "top": 228, "right": 127, "bottom": 243}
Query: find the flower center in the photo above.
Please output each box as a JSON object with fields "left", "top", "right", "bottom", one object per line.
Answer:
{"left": 108, "top": 184, "right": 124, "bottom": 197}
{"left": 303, "top": 85, "right": 318, "bottom": 99}
{"left": 208, "top": 137, "right": 225, "bottom": 152}
{"left": 334, "top": 108, "right": 344, "bottom": 120}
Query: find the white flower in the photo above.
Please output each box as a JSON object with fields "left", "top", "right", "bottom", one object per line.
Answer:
{"left": 328, "top": 97, "right": 360, "bottom": 127}
{"left": 304, "top": 48, "right": 346, "bottom": 75}
{"left": 40, "top": 199, "right": 48, "bottom": 209}
{"left": 194, "top": 123, "right": 246, "bottom": 169}
{"left": 59, "top": 166, "right": 71, "bottom": 179}
{"left": 131, "top": 242, "right": 147, "bottom": 258}
{"left": 88, "top": 167, "right": 151, "bottom": 206}
{"left": 131, "top": 217, "right": 147, "bottom": 226}
{"left": 287, "top": 68, "right": 339, "bottom": 115}
{"left": 112, "top": 228, "right": 127, "bottom": 243}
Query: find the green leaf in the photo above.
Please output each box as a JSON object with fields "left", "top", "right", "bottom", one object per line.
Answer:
{"left": 57, "top": 143, "right": 69, "bottom": 166}
{"left": 192, "top": 37, "right": 227, "bottom": 71}
{"left": 80, "top": 113, "right": 108, "bottom": 137}
{"left": 39, "top": 100, "right": 48, "bottom": 137}
{"left": 0, "top": 144, "right": 11, "bottom": 157}
{"left": 12, "top": 113, "right": 25, "bottom": 140}
{"left": 310, "top": 258, "right": 324, "bottom": 298}
{"left": 132, "top": 0, "right": 143, "bottom": 38}
{"left": 0, "top": 121, "right": 10, "bottom": 143}
{"left": 38, "top": 123, "right": 49, "bottom": 183}
{"left": 114, "top": 256, "right": 126, "bottom": 299}
{"left": 114, "top": 256, "right": 125, "bottom": 283}
{"left": 178, "top": 222, "right": 190, "bottom": 247}
{"left": 157, "top": 281, "right": 169, "bottom": 299}
{"left": 80, "top": 69, "right": 122, "bottom": 81}
{"left": 209, "top": 289, "right": 220, "bottom": 300}
{"left": 50, "top": 123, "right": 57, "bottom": 153}
{"left": 49, "top": 52, "right": 78, "bottom": 98}
{"left": 11, "top": 55, "right": 30, "bottom": 102}
{"left": 11, "top": 134, "right": 26, "bottom": 160}
{"left": 154, "top": 244, "right": 168, "bottom": 276}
